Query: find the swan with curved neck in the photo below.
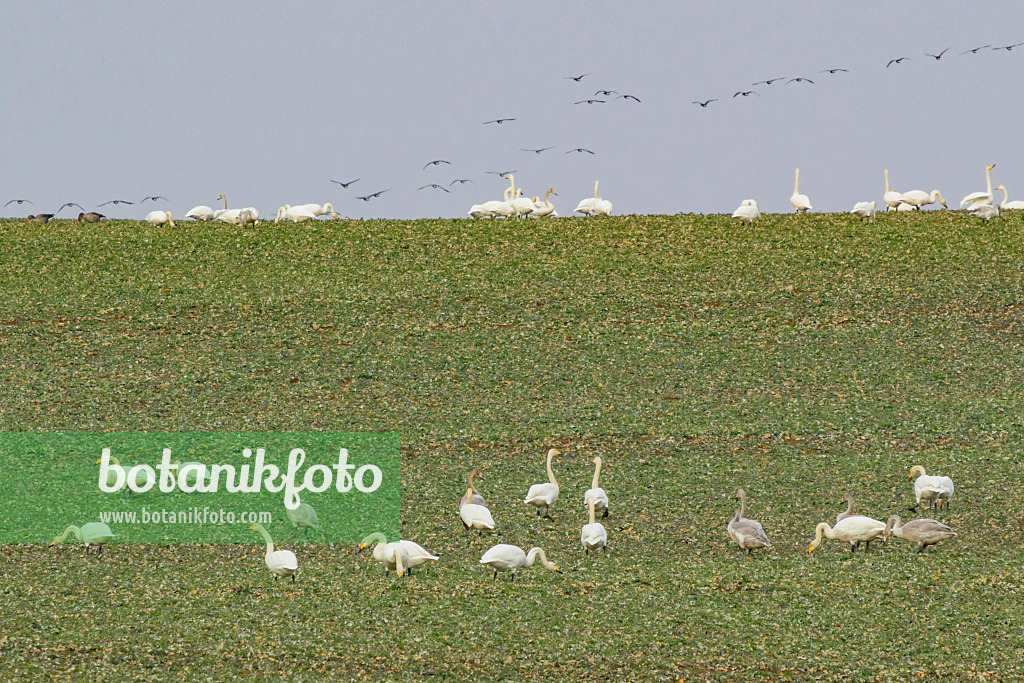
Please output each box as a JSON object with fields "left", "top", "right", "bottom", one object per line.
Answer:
{"left": 883, "top": 169, "right": 902, "bottom": 211}
{"left": 479, "top": 544, "right": 561, "bottom": 582}
{"left": 285, "top": 490, "right": 319, "bottom": 535}
{"left": 583, "top": 456, "right": 609, "bottom": 517}
{"left": 909, "top": 465, "right": 954, "bottom": 511}
{"left": 50, "top": 522, "right": 116, "bottom": 554}
{"left": 897, "top": 189, "right": 947, "bottom": 210}
{"left": 995, "top": 186, "right": 1024, "bottom": 210}
{"left": 249, "top": 523, "right": 298, "bottom": 581}
{"left": 728, "top": 488, "right": 771, "bottom": 553}
{"left": 531, "top": 188, "right": 558, "bottom": 217}
{"left": 490, "top": 187, "right": 516, "bottom": 218}
{"left": 524, "top": 449, "right": 560, "bottom": 519}
{"left": 297, "top": 203, "right": 338, "bottom": 220}
{"left": 808, "top": 515, "right": 886, "bottom": 553}
{"left": 459, "top": 488, "right": 495, "bottom": 533}
{"left": 837, "top": 493, "right": 855, "bottom": 523}
{"left": 790, "top": 168, "right": 812, "bottom": 212}
{"left": 461, "top": 468, "right": 486, "bottom": 508}
{"left": 885, "top": 515, "right": 956, "bottom": 552}
{"left": 960, "top": 164, "right": 996, "bottom": 208}
{"left": 359, "top": 532, "right": 439, "bottom": 575}
{"left": 574, "top": 181, "right": 601, "bottom": 215}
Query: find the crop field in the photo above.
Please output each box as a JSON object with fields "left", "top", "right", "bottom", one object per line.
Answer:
{"left": 1, "top": 212, "right": 1023, "bottom": 681}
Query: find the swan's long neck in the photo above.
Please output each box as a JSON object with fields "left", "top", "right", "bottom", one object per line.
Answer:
{"left": 930, "top": 191, "right": 943, "bottom": 203}
{"left": 544, "top": 188, "right": 555, "bottom": 206}
{"left": 794, "top": 169, "right": 800, "bottom": 195}
{"left": 546, "top": 450, "right": 558, "bottom": 486}
{"left": 464, "top": 485, "right": 474, "bottom": 504}
{"left": 884, "top": 169, "right": 890, "bottom": 193}
{"left": 503, "top": 187, "right": 512, "bottom": 202}
{"left": 591, "top": 457, "right": 602, "bottom": 489}
{"left": 999, "top": 186, "right": 1008, "bottom": 209}
{"left": 167, "top": 212, "right": 174, "bottom": 227}
{"left": 323, "top": 202, "right": 337, "bottom": 219}
{"left": 253, "top": 525, "right": 275, "bottom": 557}
{"left": 276, "top": 207, "right": 285, "bottom": 223}
{"left": 220, "top": 195, "right": 228, "bottom": 210}
{"left": 843, "top": 496, "right": 853, "bottom": 517}
{"left": 508, "top": 175, "right": 516, "bottom": 195}
{"left": 594, "top": 180, "right": 600, "bottom": 199}
{"left": 54, "top": 525, "right": 82, "bottom": 543}
{"left": 588, "top": 500, "right": 596, "bottom": 525}
{"left": 737, "top": 489, "right": 748, "bottom": 518}
{"left": 526, "top": 547, "right": 555, "bottom": 570}
{"left": 986, "top": 166, "right": 993, "bottom": 195}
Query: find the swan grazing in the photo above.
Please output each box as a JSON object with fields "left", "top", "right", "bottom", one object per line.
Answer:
{"left": 909, "top": 465, "right": 954, "bottom": 511}
{"left": 885, "top": 515, "right": 956, "bottom": 553}
{"left": 808, "top": 515, "right": 886, "bottom": 553}
{"left": 836, "top": 493, "right": 856, "bottom": 523}
{"left": 530, "top": 188, "right": 558, "bottom": 217}
{"left": 790, "top": 168, "right": 812, "bottom": 212}
{"left": 285, "top": 490, "right": 319, "bottom": 536}
{"left": 460, "top": 468, "right": 486, "bottom": 508}
{"left": 851, "top": 201, "right": 876, "bottom": 220}
{"left": 359, "top": 532, "right": 439, "bottom": 576}
{"left": 574, "top": 181, "right": 601, "bottom": 215}
{"left": 479, "top": 544, "right": 561, "bottom": 583}
{"left": 883, "top": 170, "right": 902, "bottom": 211}
{"left": 145, "top": 210, "right": 174, "bottom": 227}
{"left": 732, "top": 199, "right": 760, "bottom": 223}
{"left": 185, "top": 205, "right": 215, "bottom": 221}
{"left": 995, "top": 185, "right": 1024, "bottom": 210}
{"left": 249, "top": 523, "right": 298, "bottom": 581}
{"left": 960, "top": 164, "right": 997, "bottom": 209}
{"left": 581, "top": 500, "right": 608, "bottom": 555}
{"left": 50, "top": 522, "right": 116, "bottom": 554}
{"left": 583, "top": 456, "right": 609, "bottom": 517}
{"left": 524, "top": 448, "right": 560, "bottom": 518}
{"left": 296, "top": 203, "right": 339, "bottom": 220}
{"left": 459, "top": 485, "right": 495, "bottom": 533}
{"left": 276, "top": 205, "right": 317, "bottom": 223}
{"left": 238, "top": 208, "right": 259, "bottom": 227}
{"left": 897, "top": 190, "right": 947, "bottom": 210}
{"left": 970, "top": 204, "right": 999, "bottom": 222}
{"left": 727, "top": 488, "right": 771, "bottom": 554}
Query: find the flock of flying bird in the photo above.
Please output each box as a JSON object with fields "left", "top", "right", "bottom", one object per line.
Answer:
{"left": 51, "top": 450, "right": 958, "bottom": 585}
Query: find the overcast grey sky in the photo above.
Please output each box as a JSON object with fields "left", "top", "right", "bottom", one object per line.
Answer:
{"left": 2, "top": 2, "right": 1022, "bottom": 219}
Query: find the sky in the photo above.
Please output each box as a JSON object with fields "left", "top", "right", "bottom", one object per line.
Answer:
{"left": 2, "top": 2, "right": 1023, "bottom": 219}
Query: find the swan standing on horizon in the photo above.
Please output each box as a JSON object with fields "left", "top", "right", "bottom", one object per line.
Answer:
{"left": 145, "top": 210, "right": 174, "bottom": 226}
{"left": 897, "top": 189, "right": 947, "bottom": 210}
{"left": 575, "top": 181, "right": 603, "bottom": 215}
{"left": 851, "top": 201, "right": 876, "bottom": 220}
{"left": 790, "top": 168, "right": 812, "bottom": 212}
{"left": 276, "top": 205, "right": 317, "bottom": 223}
{"left": 296, "top": 203, "right": 339, "bottom": 219}
{"left": 185, "top": 205, "right": 215, "bottom": 221}
{"left": 995, "top": 186, "right": 1024, "bottom": 210}
{"left": 732, "top": 199, "right": 760, "bottom": 223}
{"left": 960, "top": 164, "right": 997, "bottom": 209}
{"left": 530, "top": 188, "right": 558, "bottom": 217}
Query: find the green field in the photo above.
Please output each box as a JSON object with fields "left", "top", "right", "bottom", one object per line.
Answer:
{"left": 1, "top": 213, "right": 1023, "bottom": 681}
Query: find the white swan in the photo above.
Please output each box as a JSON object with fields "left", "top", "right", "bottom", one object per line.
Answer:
{"left": 460, "top": 468, "right": 486, "bottom": 508}
{"left": 249, "top": 523, "right": 298, "bottom": 581}
{"left": 185, "top": 205, "right": 215, "bottom": 221}
{"left": 808, "top": 515, "right": 886, "bottom": 553}
{"left": 276, "top": 205, "right": 317, "bottom": 223}
{"left": 851, "top": 201, "right": 876, "bottom": 220}
{"left": 238, "top": 208, "right": 259, "bottom": 227}
{"left": 285, "top": 490, "right": 319, "bottom": 535}
{"left": 883, "top": 170, "right": 902, "bottom": 211}
{"left": 50, "top": 522, "right": 116, "bottom": 554}
{"left": 836, "top": 493, "right": 856, "bottom": 523}
{"left": 909, "top": 465, "right": 954, "bottom": 511}
{"left": 885, "top": 515, "right": 956, "bottom": 553}
{"left": 490, "top": 187, "right": 517, "bottom": 218}
{"left": 459, "top": 485, "right": 495, "bottom": 532}
{"left": 996, "top": 185, "right": 1024, "bottom": 210}
{"left": 530, "top": 189, "right": 558, "bottom": 217}
{"left": 727, "top": 488, "right": 771, "bottom": 554}
{"left": 96, "top": 454, "right": 152, "bottom": 490}
{"left": 213, "top": 194, "right": 229, "bottom": 220}
{"left": 145, "top": 210, "right": 174, "bottom": 227}
{"left": 524, "top": 448, "right": 560, "bottom": 518}
{"left": 479, "top": 544, "right": 560, "bottom": 582}
{"left": 790, "top": 168, "right": 812, "bottom": 212}
{"left": 574, "top": 181, "right": 601, "bottom": 215}
{"left": 732, "top": 199, "right": 760, "bottom": 223}
{"left": 359, "top": 532, "right": 439, "bottom": 576}
{"left": 511, "top": 189, "right": 535, "bottom": 217}
{"left": 583, "top": 456, "right": 608, "bottom": 517}
{"left": 960, "top": 164, "right": 997, "bottom": 209}
{"left": 897, "top": 190, "right": 947, "bottom": 210}
{"left": 296, "top": 203, "right": 339, "bottom": 220}
{"left": 896, "top": 202, "right": 915, "bottom": 212}
{"left": 581, "top": 500, "right": 608, "bottom": 555}
{"left": 971, "top": 204, "right": 999, "bottom": 222}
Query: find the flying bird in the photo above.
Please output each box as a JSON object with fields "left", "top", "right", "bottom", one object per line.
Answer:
{"left": 692, "top": 99, "right": 718, "bottom": 107}
{"left": 788, "top": 77, "right": 814, "bottom": 84}
{"left": 98, "top": 199, "right": 134, "bottom": 206}
{"left": 418, "top": 184, "right": 450, "bottom": 193}
{"left": 485, "top": 170, "right": 517, "bottom": 178}
{"left": 820, "top": 68, "right": 849, "bottom": 74}
{"left": 924, "top": 48, "right": 950, "bottom": 60}
{"left": 423, "top": 160, "right": 452, "bottom": 169}
{"left": 886, "top": 57, "right": 912, "bottom": 67}
{"left": 56, "top": 202, "right": 85, "bottom": 215}
{"left": 574, "top": 99, "right": 605, "bottom": 104}
{"left": 521, "top": 147, "right": 553, "bottom": 154}
{"left": 753, "top": 77, "right": 785, "bottom": 85}
{"left": 356, "top": 190, "right": 390, "bottom": 201}
{"left": 140, "top": 196, "right": 167, "bottom": 203}
{"left": 594, "top": 90, "right": 618, "bottom": 97}
{"left": 4, "top": 199, "right": 33, "bottom": 207}
{"left": 565, "top": 73, "right": 590, "bottom": 82}
{"left": 993, "top": 43, "right": 1024, "bottom": 51}
{"left": 616, "top": 94, "right": 641, "bottom": 102}
{"left": 330, "top": 178, "right": 360, "bottom": 188}
{"left": 483, "top": 118, "right": 515, "bottom": 124}
{"left": 961, "top": 45, "right": 990, "bottom": 55}
{"left": 449, "top": 179, "right": 475, "bottom": 186}
{"left": 565, "top": 148, "right": 595, "bottom": 155}
{"left": 734, "top": 90, "right": 760, "bottom": 97}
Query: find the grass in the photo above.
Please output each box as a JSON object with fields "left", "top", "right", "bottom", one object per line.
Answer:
{"left": 1, "top": 212, "right": 1023, "bottom": 681}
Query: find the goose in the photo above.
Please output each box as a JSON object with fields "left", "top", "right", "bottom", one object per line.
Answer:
{"left": 581, "top": 500, "right": 608, "bottom": 555}
{"left": 459, "top": 488, "right": 495, "bottom": 533}
{"left": 285, "top": 490, "right": 319, "bottom": 536}
{"left": 145, "top": 210, "right": 174, "bottom": 227}
{"left": 185, "top": 205, "right": 215, "bottom": 221}
{"left": 50, "top": 522, "right": 116, "bottom": 554}
{"left": 885, "top": 515, "right": 956, "bottom": 553}
{"left": 276, "top": 205, "right": 318, "bottom": 223}
{"left": 727, "top": 488, "right": 771, "bottom": 554}
{"left": 883, "top": 170, "right": 902, "bottom": 211}
{"left": 524, "top": 448, "right": 560, "bottom": 518}
{"left": 909, "top": 465, "right": 954, "bottom": 511}
{"left": 583, "top": 456, "right": 609, "bottom": 517}
{"left": 238, "top": 208, "right": 259, "bottom": 227}
{"left": 808, "top": 515, "right": 886, "bottom": 553}
{"left": 530, "top": 188, "right": 558, "bottom": 217}
{"left": 296, "top": 203, "right": 338, "bottom": 220}
{"left": 851, "top": 201, "right": 876, "bottom": 220}
{"left": 960, "top": 164, "right": 997, "bottom": 209}
{"left": 790, "top": 168, "right": 812, "bottom": 212}
{"left": 77, "top": 212, "right": 105, "bottom": 223}
{"left": 995, "top": 185, "right": 1024, "bottom": 210}
{"left": 479, "top": 544, "right": 560, "bottom": 582}
{"left": 574, "top": 181, "right": 601, "bottom": 215}
{"left": 970, "top": 204, "right": 999, "bottom": 222}
{"left": 28, "top": 214, "right": 54, "bottom": 224}
{"left": 897, "top": 190, "right": 947, "bottom": 210}
{"left": 836, "top": 493, "right": 856, "bottom": 523}
{"left": 732, "top": 199, "right": 760, "bottom": 223}
{"left": 460, "top": 468, "right": 486, "bottom": 508}
{"left": 359, "top": 532, "right": 438, "bottom": 576}
{"left": 249, "top": 523, "right": 298, "bottom": 581}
